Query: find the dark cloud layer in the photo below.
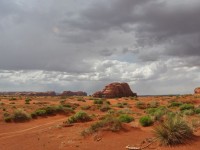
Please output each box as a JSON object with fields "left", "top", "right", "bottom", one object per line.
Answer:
{"left": 0, "top": 0, "right": 199, "bottom": 94}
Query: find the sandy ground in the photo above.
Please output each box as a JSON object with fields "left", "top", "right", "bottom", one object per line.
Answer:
{"left": 0, "top": 95, "right": 200, "bottom": 150}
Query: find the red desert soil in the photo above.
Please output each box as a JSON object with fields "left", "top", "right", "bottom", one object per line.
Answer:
{"left": 0, "top": 95, "right": 200, "bottom": 150}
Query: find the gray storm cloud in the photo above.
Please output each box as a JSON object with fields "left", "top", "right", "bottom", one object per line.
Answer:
{"left": 0, "top": 0, "right": 199, "bottom": 94}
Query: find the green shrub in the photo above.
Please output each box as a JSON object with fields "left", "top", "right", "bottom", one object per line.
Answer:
{"left": 81, "top": 105, "right": 91, "bottom": 110}
{"left": 82, "top": 115, "right": 123, "bottom": 136}
{"left": 136, "top": 101, "right": 146, "bottom": 109}
{"left": 25, "top": 98, "right": 31, "bottom": 104}
{"left": 117, "top": 108, "right": 134, "bottom": 115}
{"left": 13, "top": 109, "right": 31, "bottom": 122}
{"left": 182, "top": 109, "right": 194, "bottom": 116}
{"left": 139, "top": 116, "right": 153, "bottom": 127}
{"left": 180, "top": 104, "right": 194, "bottom": 111}
{"left": 146, "top": 107, "right": 168, "bottom": 121}
{"left": 66, "top": 111, "right": 92, "bottom": 124}
{"left": 32, "top": 109, "right": 47, "bottom": 117}
{"left": 153, "top": 115, "right": 193, "bottom": 146}
{"left": 195, "top": 108, "right": 200, "bottom": 114}
{"left": 118, "top": 114, "right": 134, "bottom": 123}
{"left": 100, "top": 105, "right": 111, "bottom": 112}
{"left": 148, "top": 101, "right": 159, "bottom": 108}
{"left": 77, "top": 97, "right": 86, "bottom": 102}
{"left": 3, "top": 112, "right": 12, "bottom": 122}
{"left": 94, "top": 99, "right": 103, "bottom": 104}
{"left": 169, "top": 101, "right": 183, "bottom": 107}
{"left": 9, "top": 97, "right": 17, "bottom": 101}
{"left": 115, "top": 103, "right": 124, "bottom": 108}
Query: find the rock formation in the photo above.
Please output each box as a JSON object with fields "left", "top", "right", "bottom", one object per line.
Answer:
{"left": 194, "top": 87, "right": 200, "bottom": 94}
{"left": 60, "top": 91, "right": 87, "bottom": 96}
{"left": 92, "top": 82, "right": 137, "bottom": 98}
{"left": 0, "top": 91, "right": 56, "bottom": 96}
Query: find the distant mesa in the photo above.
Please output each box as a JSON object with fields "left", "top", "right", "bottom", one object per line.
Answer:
{"left": 0, "top": 91, "right": 56, "bottom": 96}
{"left": 0, "top": 91, "right": 87, "bottom": 97}
{"left": 60, "top": 91, "right": 87, "bottom": 96}
{"left": 92, "top": 82, "right": 137, "bottom": 98}
{"left": 194, "top": 87, "right": 200, "bottom": 94}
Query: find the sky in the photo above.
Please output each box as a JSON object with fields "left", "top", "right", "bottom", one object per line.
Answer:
{"left": 0, "top": 0, "right": 200, "bottom": 95}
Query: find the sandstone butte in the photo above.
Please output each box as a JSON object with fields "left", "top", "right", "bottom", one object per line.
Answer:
{"left": 194, "top": 87, "right": 200, "bottom": 94}
{"left": 92, "top": 82, "right": 137, "bottom": 98}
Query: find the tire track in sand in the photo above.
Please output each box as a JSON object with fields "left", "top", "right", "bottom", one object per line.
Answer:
{"left": 0, "top": 118, "right": 67, "bottom": 140}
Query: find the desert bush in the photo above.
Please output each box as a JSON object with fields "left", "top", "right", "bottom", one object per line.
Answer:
{"left": 118, "top": 114, "right": 134, "bottom": 123}
{"left": 81, "top": 105, "right": 91, "bottom": 110}
{"left": 9, "top": 97, "right": 17, "bottom": 101}
{"left": 148, "top": 101, "right": 159, "bottom": 108}
{"left": 153, "top": 115, "right": 193, "bottom": 146}
{"left": 77, "top": 97, "right": 86, "bottom": 102}
{"left": 195, "top": 108, "right": 200, "bottom": 114}
{"left": 146, "top": 107, "right": 168, "bottom": 121}
{"left": 13, "top": 109, "right": 31, "bottom": 122}
{"left": 3, "top": 112, "right": 12, "bottom": 122}
{"left": 66, "top": 111, "right": 92, "bottom": 124}
{"left": 168, "top": 101, "right": 183, "bottom": 107}
{"left": 115, "top": 103, "right": 124, "bottom": 108}
{"left": 135, "top": 101, "right": 146, "bottom": 109}
{"left": 99, "top": 105, "right": 111, "bottom": 112}
{"left": 182, "top": 109, "right": 195, "bottom": 116}
{"left": 180, "top": 104, "right": 194, "bottom": 111}
{"left": 117, "top": 108, "right": 134, "bottom": 115}
{"left": 31, "top": 109, "right": 47, "bottom": 117}
{"left": 139, "top": 116, "right": 153, "bottom": 127}
{"left": 94, "top": 99, "right": 103, "bottom": 104}
{"left": 25, "top": 98, "right": 31, "bottom": 104}
{"left": 82, "top": 115, "right": 123, "bottom": 136}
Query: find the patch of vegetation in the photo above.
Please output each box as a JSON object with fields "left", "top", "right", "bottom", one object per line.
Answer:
{"left": 25, "top": 98, "right": 31, "bottom": 104}
{"left": 94, "top": 99, "right": 103, "bottom": 104}
{"left": 168, "top": 101, "right": 183, "bottom": 107}
{"left": 81, "top": 115, "right": 123, "bottom": 136}
{"left": 99, "top": 104, "right": 111, "bottom": 112}
{"left": 180, "top": 104, "right": 194, "bottom": 111}
{"left": 81, "top": 105, "right": 91, "bottom": 110}
{"left": 147, "top": 101, "right": 159, "bottom": 108}
{"left": 31, "top": 105, "right": 74, "bottom": 118}
{"left": 117, "top": 108, "right": 134, "bottom": 115}
{"left": 146, "top": 106, "right": 168, "bottom": 121}
{"left": 139, "top": 116, "right": 153, "bottom": 127}
{"left": 118, "top": 114, "right": 134, "bottom": 123}
{"left": 12, "top": 109, "right": 31, "bottom": 122}
{"left": 195, "top": 108, "right": 200, "bottom": 114}
{"left": 135, "top": 101, "right": 146, "bottom": 109}
{"left": 153, "top": 115, "right": 193, "bottom": 146}
{"left": 66, "top": 111, "right": 92, "bottom": 124}
{"left": 9, "top": 97, "right": 17, "bottom": 101}
{"left": 115, "top": 103, "right": 124, "bottom": 108}
{"left": 3, "top": 112, "right": 12, "bottom": 122}
{"left": 182, "top": 109, "right": 195, "bottom": 116}
{"left": 77, "top": 97, "right": 86, "bottom": 102}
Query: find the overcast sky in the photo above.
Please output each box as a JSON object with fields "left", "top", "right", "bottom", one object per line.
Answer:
{"left": 0, "top": 0, "right": 200, "bottom": 95}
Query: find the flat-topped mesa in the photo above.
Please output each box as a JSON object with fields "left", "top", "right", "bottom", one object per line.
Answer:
{"left": 60, "top": 91, "right": 87, "bottom": 96}
{"left": 16, "top": 91, "right": 56, "bottom": 96}
{"left": 194, "top": 87, "right": 200, "bottom": 95}
{"left": 92, "top": 82, "right": 137, "bottom": 98}
{"left": 0, "top": 91, "right": 56, "bottom": 96}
